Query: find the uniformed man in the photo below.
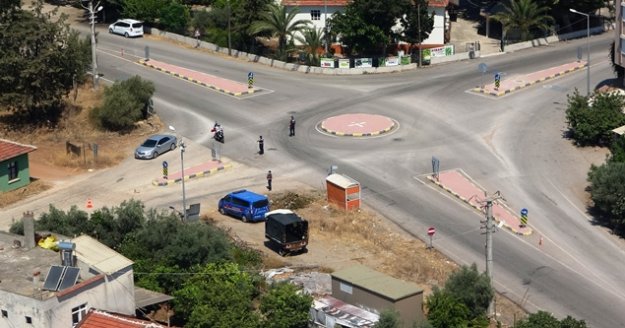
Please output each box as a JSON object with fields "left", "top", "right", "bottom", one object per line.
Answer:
{"left": 289, "top": 116, "right": 296, "bottom": 136}
{"left": 266, "top": 170, "right": 272, "bottom": 191}
{"left": 257, "top": 136, "right": 264, "bottom": 155}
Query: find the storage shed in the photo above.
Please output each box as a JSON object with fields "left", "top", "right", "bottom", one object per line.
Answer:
{"left": 326, "top": 173, "right": 361, "bottom": 210}
{"left": 331, "top": 265, "right": 424, "bottom": 327}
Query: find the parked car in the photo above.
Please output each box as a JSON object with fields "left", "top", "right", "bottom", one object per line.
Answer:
{"left": 108, "top": 19, "right": 144, "bottom": 38}
{"left": 265, "top": 209, "right": 308, "bottom": 256}
{"left": 134, "top": 134, "right": 177, "bottom": 159}
{"left": 218, "top": 190, "right": 270, "bottom": 222}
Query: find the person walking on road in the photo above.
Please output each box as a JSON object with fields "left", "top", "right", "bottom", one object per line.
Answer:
{"left": 266, "top": 170, "right": 272, "bottom": 191}
{"left": 289, "top": 116, "right": 296, "bottom": 136}
{"left": 257, "top": 136, "right": 264, "bottom": 155}
{"left": 194, "top": 28, "right": 201, "bottom": 48}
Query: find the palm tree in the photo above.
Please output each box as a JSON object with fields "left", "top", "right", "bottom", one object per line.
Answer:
{"left": 249, "top": 4, "right": 310, "bottom": 61}
{"left": 490, "top": 0, "right": 554, "bottom": 42}
{"left": 296, "top": 27, "right": 324, "bottom": 66}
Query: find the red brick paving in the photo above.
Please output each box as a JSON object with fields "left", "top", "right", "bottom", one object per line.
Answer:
{"left": 474, "top": 61, "right": 587, "bottom": 97}
{"left": 140, "top": 59, "right": 253, "bottom": 96}
{"left": 320, "top": 113, "right": 396, "bottom": 136}
{"left": 429, "top": 170, "right": 532, "bottom": 236}
{"left": 153, "top": 160, "right": 231, "bottom": 186}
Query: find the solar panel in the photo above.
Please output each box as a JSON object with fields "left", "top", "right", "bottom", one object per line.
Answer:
{"left": 43, "top": 265, "right": 65, "bottom": 291}
{"left": 58, "top": 267, "right": 80, "bottom": 291}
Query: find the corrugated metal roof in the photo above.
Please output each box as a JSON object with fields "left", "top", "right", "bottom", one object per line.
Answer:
{"left": 135, "top": 287, "right": 174, "bottom": 308}
{"left": 613, "top": 125, "right": 625, "bottom": 135}
{"left": 77, "top": 309, "right": 166, "bottom": 328}
{"left": 72, "top": 235, "right": 134, "bottom": 275}
{"left": 332, "top": 265, "right": 423, "bottom": 301}
{"left": 0, "top": 139, "right": 36, "bottom": 162}
{"left": 326, "top": 174, "right": 359, "bottom": 189}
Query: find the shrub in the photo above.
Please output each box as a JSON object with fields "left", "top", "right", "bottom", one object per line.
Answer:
{"left": 565, "top": 89, "right": 625, "bottom": 146}
{"left": 90, "top": 76, "right": 154, "bottom": 131}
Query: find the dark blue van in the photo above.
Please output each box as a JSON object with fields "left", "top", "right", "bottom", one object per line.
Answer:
{"left": 218, "top": 190, "right": 270, "bottom": 222}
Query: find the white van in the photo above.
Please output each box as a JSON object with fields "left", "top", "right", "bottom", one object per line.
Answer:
{"left": 108, "top": 19, "right": 144, "bottom": 38}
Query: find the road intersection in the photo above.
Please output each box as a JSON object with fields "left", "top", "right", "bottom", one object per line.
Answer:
{"left": 3, "top": 25, "right": 625, "bottom": 327}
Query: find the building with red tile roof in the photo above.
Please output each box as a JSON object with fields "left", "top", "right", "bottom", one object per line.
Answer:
{"left": 77, "top": 309, "right": 167, "bottom": 328}
{"left": 0, "top": 139, "right": 36, "bottom": 192}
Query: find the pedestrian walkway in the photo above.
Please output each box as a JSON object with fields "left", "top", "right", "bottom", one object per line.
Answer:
{"left": 472, "top": 61, "right": 587, "bottom": 97}
{"left": 139, "top": 59, "right": 255, "bottom": 96}
{"left": 153, "top": 160, "right": 232, "bottom": 186}
{"left": 428, "top": 169, "right": 532, "bottom": 236}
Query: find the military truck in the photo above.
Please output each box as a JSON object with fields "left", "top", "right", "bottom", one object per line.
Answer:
{"left": 264, "top": 209, "right": 308, "bottom": 256}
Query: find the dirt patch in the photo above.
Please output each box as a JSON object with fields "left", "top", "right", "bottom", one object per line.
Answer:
{"left": 0, "top": 179, "right": 52, "bottom": 208}
{"left": 0, "top": 81, "right": 163, "bottom": 205}
{"left": 207, "top": 190, "right": 527, "bottom": 327}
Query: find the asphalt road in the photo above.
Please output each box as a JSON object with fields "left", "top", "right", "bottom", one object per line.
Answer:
{"left": 19, "top": 25, "right": 625, "bottom": 326}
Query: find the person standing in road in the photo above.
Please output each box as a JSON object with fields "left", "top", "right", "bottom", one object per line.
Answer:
{"left": 257, "top": 136, "right": 264, "bottom": 155}
{"left": 289, "top": 116, "right": 296, "bottom": 136}
{"left": 266, "top": 170, "right": 272, "bottom": 191}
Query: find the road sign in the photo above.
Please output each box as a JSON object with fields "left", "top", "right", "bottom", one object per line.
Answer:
{"left": 248, "top": 72, "right": 254, "bottom": 89}
{"left": 427, "top": 227, "right": 436, "bottom": 236}
{"left": 162, "top": 161, "right": 168, "bottom": 168}
{"left": 478, "top": 63, "right": 488, "bottom": 73}
{"left": 520, "top": 208, "right": 528, "bottom": 216}
{"left": 520, "top": 215, "right": 528, "bottom": 227}
{"left": 248, "top": 72, "right": 254, "bottom": 79}
{"left": 494, "top": 72, "right": 501, "bottom": 89}
{"left": 431, "top": 156, "right": 440, "bottom": 181}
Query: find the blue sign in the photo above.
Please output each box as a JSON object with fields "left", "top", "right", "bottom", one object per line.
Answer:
{"left": 521, "top": 208, "right": 528, "bottom": 216}
{"left": 478, "top": 63, "right": 488, "bottom": 73}
{"left": 248, "top": 72, "right": 254, "bottom": 79}
{"left": 495, "top": 73, "right": 501, "bottom": 81}
{"left": 162, "top": 161, "right": 168, "bottom": 168}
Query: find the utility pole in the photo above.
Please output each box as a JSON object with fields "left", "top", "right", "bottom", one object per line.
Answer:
{"left": 324, "top": 0, "right": 328, "bottom": 55}
{"left": 227, "top": 0, "right": 232, "bottom": 56}
{"left": 417, "top": 1, "right": 422, "bottom": 67}
{"left": 480, "top": 191, "right": 504, "bottom": 318}
{"left": 82, "top": 1, "right": 102, "bottom": 90}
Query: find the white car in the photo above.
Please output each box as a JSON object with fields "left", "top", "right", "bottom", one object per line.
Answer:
{"left": 108, "top": 19, "right": 144, "bottom": 38}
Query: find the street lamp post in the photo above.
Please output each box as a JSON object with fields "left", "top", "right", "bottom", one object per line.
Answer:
{"left": 82, "top": 1, "right": 103, "bottom": 90}
{"left": 227, "top": 0, "right": 232, "bottom": 56}
{"left": 169, "top": 126, "right": 187, "bottom": 221}
{"left": 324, "top": 0, "right": 328, "bottom": 55}
{"left": 570, "top": 8, "right": 590, "bottom": 96}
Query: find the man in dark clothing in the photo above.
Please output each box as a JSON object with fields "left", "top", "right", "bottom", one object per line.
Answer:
{"left": 266, "top": 170, "right": 272, "bottom": 191}
{"left": 289, "top": 116, "right": 296, "bottom": 136}
{"left": 257, "top": 136, "right": 264, "bottom": 155}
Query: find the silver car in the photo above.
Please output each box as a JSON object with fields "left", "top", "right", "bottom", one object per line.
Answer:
{"left": 134, "top": 135, "right": 177, "bottom": 159}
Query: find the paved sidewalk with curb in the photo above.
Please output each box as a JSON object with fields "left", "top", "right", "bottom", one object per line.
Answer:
{"left": 139, "top": 59, "right": 255, "bottom": 96}
{"left": 428, "top": 169, "right": 532, "bottom": 236}
{"left": 472, "top": 61, "right": 587, "bottom": 97}
{"left": 153, "top": 160, "right": 232, "bottom": 186}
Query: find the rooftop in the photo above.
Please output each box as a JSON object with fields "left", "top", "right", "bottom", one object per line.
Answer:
{"left": 72, "top": 235, "right": 134, "bottom": 275}
{"left": 331, "top": 265, "right": 423, "bottom": 301}
{"left": 282, "top": 0, "right": 351, "bottom": 6}
{"left": 77, "top": 309, "right": 166, "bottom": 328}
{"left": 0, "top": 138, "right": 37, "bottom": 162}
{"left": 326, "top": 173, "right": 359, "bottom": 188}
{"left": 0, "top": 232, "right": 59, "bottom": 300}
{"left": 313, "top": 295, "right": 379, "bottom": 327}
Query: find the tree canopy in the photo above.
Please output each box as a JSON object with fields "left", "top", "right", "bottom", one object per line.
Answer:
{"left": 250, "top": 3, "right": 310, "bottom": 61}
{"left": 516, "top": 311, "right": 587, "bottom": 328}
{"left": 0, "top": 0, "right": 90, "bottom": 124}
{"left": 260, "top": 281, "right": 313, "bottom": 328}
{"left": 565, "top": 89, "right": 625, "bottom": 146}
{"left": 491, "top": 0, "right": 555, "bottom": 41}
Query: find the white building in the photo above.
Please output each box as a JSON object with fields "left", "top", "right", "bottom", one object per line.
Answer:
{"left": 0, "top": 231, "right": 136, "bottom": 328}
{"left": 281, "top": 0, "right": 450, "bottom": 47}
{"left": 615, "top": 0, "right": 625, "bottom": 71}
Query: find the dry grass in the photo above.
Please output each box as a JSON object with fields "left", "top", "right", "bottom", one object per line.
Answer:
{"left": 271, "top": 191, "right": 527, "bottom": 327}
{"left": 0, "top": 179, "right": 52, "bottom": 208}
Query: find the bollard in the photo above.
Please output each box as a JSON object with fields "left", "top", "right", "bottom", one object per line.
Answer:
{"left": 121, "top": 48, "right": 124, "bottom": 57}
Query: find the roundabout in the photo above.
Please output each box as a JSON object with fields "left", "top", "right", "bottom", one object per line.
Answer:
{"left": 318, "top": 113, "right": 398, "bottom": 137}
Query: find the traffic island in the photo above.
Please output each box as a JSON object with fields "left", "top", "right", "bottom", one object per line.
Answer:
{"left": 138, "top": 59, "right": 256, "bottom": 96}
{"left": 153, "top": 160, "right": 232, "bottom": 186}
{"left": 427, "top": 169, "right": 533, "bottom": 236}
{"left": 318, "top": 113, "right": 397, "bottom": 137}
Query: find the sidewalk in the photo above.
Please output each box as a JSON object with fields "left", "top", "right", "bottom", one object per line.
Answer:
{"left": 473, "top": 61, "right": 587, "bottom": 97}
{"left": 428, "top": 169, "right": 532, "bottom": 236}
{"left": 139, "top": 59, "right": 255, "bottom": 96}
{"left": 153, "top": 160, "right": 232, "bottom": 186}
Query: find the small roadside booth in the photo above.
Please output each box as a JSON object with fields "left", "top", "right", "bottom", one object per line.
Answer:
{"left": 326, "top": 173, "right": 361, "bottom": 210}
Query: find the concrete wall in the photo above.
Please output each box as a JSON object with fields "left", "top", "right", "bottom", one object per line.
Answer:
{"left": 422, "top": 7, "right": 446, "bottom": 45}
{"left": 0, "top": 154, "right": 31, "bottom": 192}
{"left": 147, "top": 23, "right": 610, "bottom": 75}
{"left": 287, "top": 6, "right": 341, "bottom": 46}
{"left": 0, "top": 270, "right": 134, "bottom": 328}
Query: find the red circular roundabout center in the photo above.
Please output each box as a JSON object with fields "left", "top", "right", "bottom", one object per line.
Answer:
{"left": 320, "top": 113, "right": 396, "bottom": 137}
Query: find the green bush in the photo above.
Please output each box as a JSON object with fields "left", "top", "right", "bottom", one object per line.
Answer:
{"left": 159, "top": 0, "right": 190, "bottom": 34}
{"left": 90, "top": 76, "right": 154, "bottom": 131}
{"left": 565, "top": 89, "right": 625, "bottom": 146}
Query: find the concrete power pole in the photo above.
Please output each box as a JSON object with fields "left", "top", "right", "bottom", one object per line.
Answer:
{"left": 481, "top": 191, "right": 504, "bottom": 318}
{"left": 82, "top": 1, "right": 102, "bottom": 89}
